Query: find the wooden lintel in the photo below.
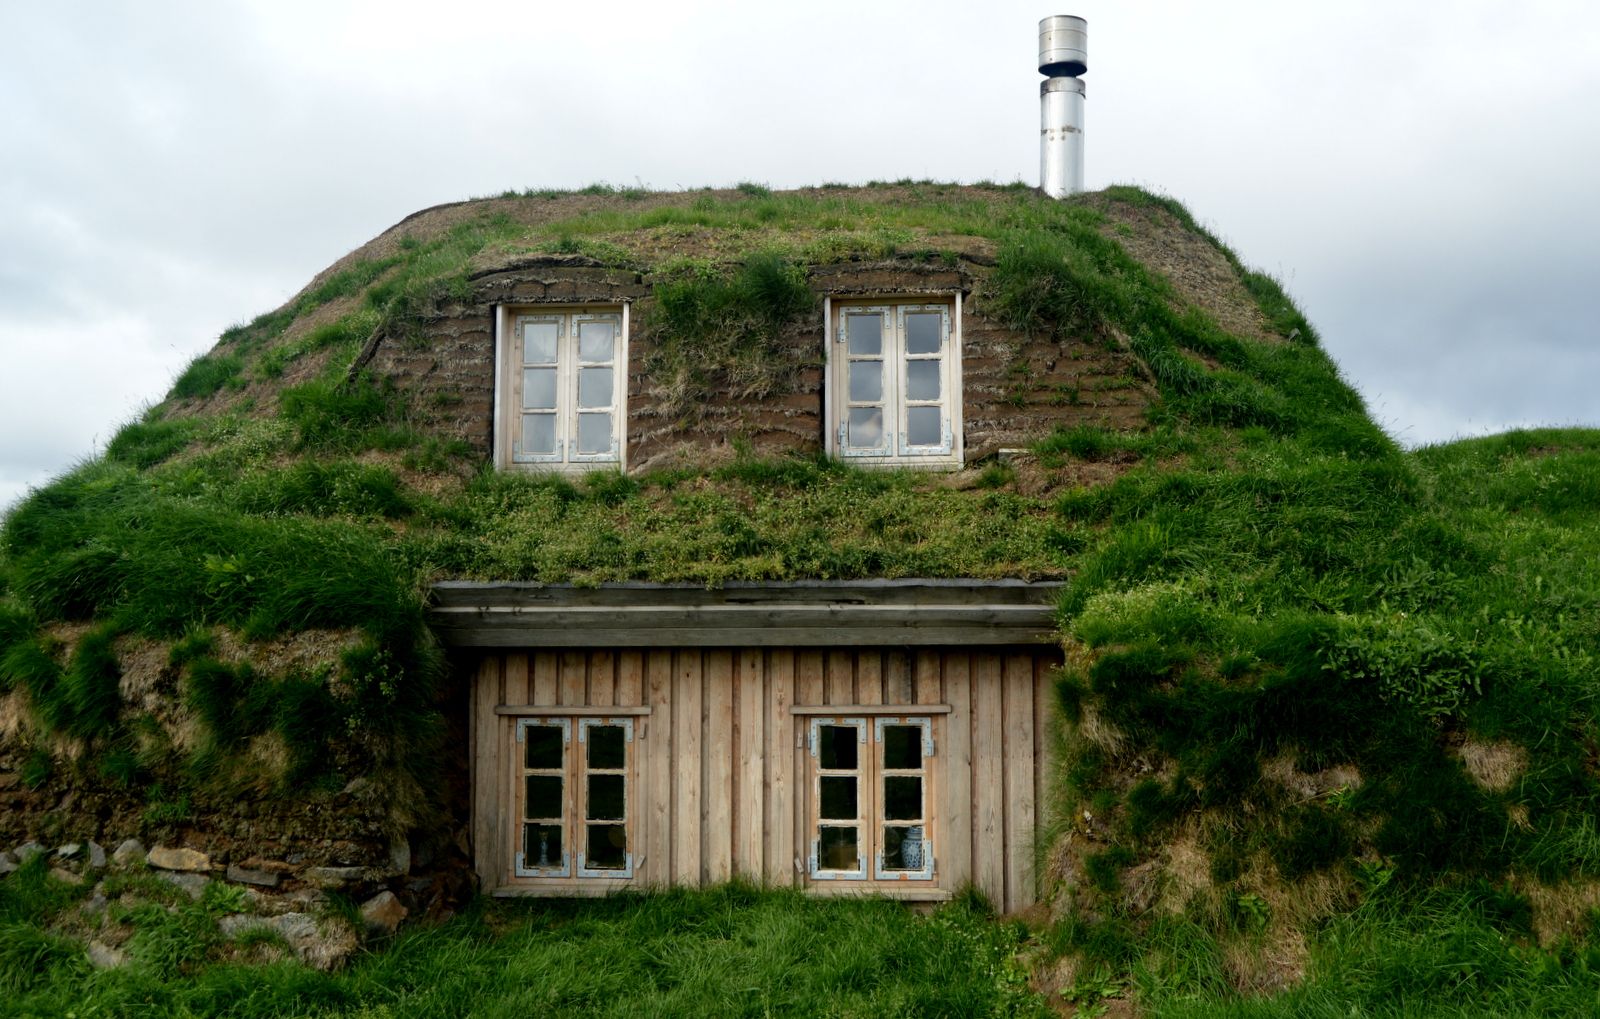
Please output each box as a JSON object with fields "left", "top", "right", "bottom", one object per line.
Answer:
{"left": 790, "top": 704, "right": 952, "bottom": 715}
{"left": 494, "top": 705, "right": 652, "bottom": 717}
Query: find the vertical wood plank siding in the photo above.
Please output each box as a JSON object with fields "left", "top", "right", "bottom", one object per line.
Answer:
{"left": 474, "top": 646, "right": 1061, "bottom": 905}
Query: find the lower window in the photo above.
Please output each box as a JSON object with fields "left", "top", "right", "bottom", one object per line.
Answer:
{"left": 514, "top": 717, "right": 634, "bottom": 879}
{"left": 807, "top": 716, "right": 935, "bottom": 882}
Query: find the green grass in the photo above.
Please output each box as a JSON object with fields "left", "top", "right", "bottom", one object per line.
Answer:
{"left": 0, "top": 882, "right": 1048, "bottom": 1018}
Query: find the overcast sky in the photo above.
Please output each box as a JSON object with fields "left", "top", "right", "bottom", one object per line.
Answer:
{"left": 3, "top": 0, "right": 1598, "bottom": 511}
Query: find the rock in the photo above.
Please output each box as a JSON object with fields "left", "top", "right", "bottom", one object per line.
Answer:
{"left": 14, "top": 841, "right": 45, "bottom": 863}
{"left": 220, "top": 912, "right": 357, "bottom": 972}
{"left": 87, "top": 841, "right": 107, "bottom": 869}
{"left": 388, "top": 838, "right": 411, "bottom": 876}
{"left": 298, "top": 918, "right": 359, "bottom": 972}
{"left": 359, "top": 891, "right": 408, "bottom": 937}
{"left": 147, "top": 846, "right": 211, "bottom": 872}
{"left": 226, "top": 864, "right": 281, "bottom": 888}
{"left": 56, "top": 842, "right": 83, "bottom": 860}
{"left": 111, "top": 839, "right": 147, "bottom": 868}
{"left": 305, "top": 866, "right": 364, "bottom": 889}
{"left": 86, "top": 941, "right": 128, "bottom": 969}
{"left": 82, "top": 892, "right": 109, "bottom": 916}
{"left": 0, "top": 852, "right": 17, "bottom": 875}
{"left": 157, "top": 871, "right": 207, "bottom": 900}
{"left": 49, "top": 867, "right": 86, "bottom": 886}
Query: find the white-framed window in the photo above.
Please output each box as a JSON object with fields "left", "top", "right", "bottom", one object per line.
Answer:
{"left": 826, "top": 296, "right": 963, "bottom": 467}
{"left": 513, "top": 716, "right": 635, "bottom": 880}
{"left": 494, "top": 305, "right": 627, "bottom": 471}
{"left": 806, "top": 716, "right": 935, "bottom": 883}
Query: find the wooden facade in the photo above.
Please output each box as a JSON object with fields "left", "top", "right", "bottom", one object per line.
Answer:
{"left": 439, "top": 581, "right": 1064, "bottom": 910}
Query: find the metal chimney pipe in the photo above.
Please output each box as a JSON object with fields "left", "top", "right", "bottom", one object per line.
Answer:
{"left": 1039, "top": 15, "right": 1087, "bottom": 197}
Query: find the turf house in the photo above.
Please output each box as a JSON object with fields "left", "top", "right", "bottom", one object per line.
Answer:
{"left": 7, "top": 181, "right": 1600, "bottom": 1011}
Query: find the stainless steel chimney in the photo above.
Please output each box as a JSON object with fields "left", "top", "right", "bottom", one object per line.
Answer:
{"left": 1039, "top": 15, "right": 1087, "bottom": 197}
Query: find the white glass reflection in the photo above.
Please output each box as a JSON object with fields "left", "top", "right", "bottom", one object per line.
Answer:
{"left": 578, "top": 367, "right": 613, "bottom": 409}
{"left": 522, "top": 368, "right": 556, "bottom": 410}
{"left": 849, "top": 362, "right": 882, "bottom": 403}
{"left": 846, "top": 314, "right": 882, "bottom": 356}
{"left": 522, "top": 413, "right": 557, "bottom": 454}
{"left": 906, "top": 360, "right": 940, "bottom": 401}
{"left": 577, "top": 413, "right": 612, "bottom": 455}
{"left": 579, "top": 321, "right": 615, "bottom": 362}
{"left": 523, "top": 321, "right": 558, "bottom": 363}
{"left": 905, "top": 312, "right": 941, "bottom": 355}
{"left": 848, "top": 408, "right": 884, "bottom": 448}
{"left": 906, "top": 406, "right": 941, "bottom": 447}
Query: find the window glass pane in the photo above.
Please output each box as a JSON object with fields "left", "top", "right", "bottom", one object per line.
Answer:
{"left": 906, "top": 406, "right": 941, "bottom": 447}
{"left": 882, "top": 824, "right": 928, "bottom": 872}
{"left": 587, "top": 774, "right": 626, "bottom": 820}
{"left": 848, "top": 408, "right": 883, "bottom": 449}
{"left": 846, "top": 314, "right": 882, "bottom": 356}
{"left": 522, "top": 321, "right": 558, "bottom": 363}
{"left": 521, "top": 414, "right": 557, "bottom": 455}
{"left": 882, "top": 725, "right": 923, "bottom": 770}
{"left": 522, "top": 368, "right": 557, "bottom": 410}
{"left": 905, "top": 359, "right": 940, "bottom": 401}
{"left": 820, "top": 776, "right": 858, "bottom": 820}
{"left": 579, "top": 321, "right": 615, "bottom": 362}
{"left": 818, "top": 826, "right": 859, "bottom": 870}
{"left": 587, "top": 726, "right": 626, "bottom": 769}
{"left": 578, "top": 367, "right": 613, "bottom": 409}
{"left": 905, "top": 312, "right": 942, "bottom": 355}
{"left": 524, "top": 725, "right": 565, "bottom": 770}
{"left": 523, "top": 823, "right": 563, "bottom": 868}
{"left": 884, "top": 776, "right": 922, "bottom": 821}
{"left": 577, "top": 413, "right": 612, "bottom": 454}
{"left": 586, "top": 824, "right": 628, "bottom": 869}
{"left": 525, "top": 775, "right": 563, "bottom": 819}
{"left": 818, "top": 725, "right": 858, "bottom": 770}
{"left": 849, "top": 361, "right": 882, "bottom": 403}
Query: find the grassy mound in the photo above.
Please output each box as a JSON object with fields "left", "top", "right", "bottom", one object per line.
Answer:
{"left": 3, "top": 182, "right": 1596, "bottom": 1014}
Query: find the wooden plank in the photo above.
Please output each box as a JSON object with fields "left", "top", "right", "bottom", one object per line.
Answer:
{"left": 616, "top": 651, "right": 643, "bottom": 708}
{"left": 856, "top": 651, "right": 883, "bottom": 706}
{"left": 472, "top": 656, "right": 502, "bottom": 889}
{"left": 766, "top": 648, "right": 795, "bottom": 886}
{"left": 735, "top": 649, "right": 764, "bottom": 879}
{"left": 532, "top": 652, "right": 558, "bottom": 706}
{"left": 1002, "top": 653, "right": 1037, "bottom": 912}
{"left": 505, "top": 653, "right": 530, "bottom": 708}
{"left": 826, "top": 651, "right": 854, "bottom": 706}
{"left": 795, "top": 651, "right": 825, "bottom": 706}
{"left": 435, "top": 623, "right": 1058, "bottom": 648}
{"left": 673, "top": 650, "right": 703, "bottom": 885}
{"left": 645, "top": 650, "right": 673, "bottom": 886}
{"left": 589, "top": 650, "right": 615, "bottom": 707}
{"left": 884, "top": 650, "right": 913, "bottom": 705}
{"left": 1034, "top": 655, "right": 1055, "bottom": 861}
{"left": 559, "top": 651, "right": 587, "bottom": 707}
{"left": 703, "top": 650, "right": 734, "bottom": 884}
{"left": 915, "top": 651, "right": 942, "bottom": 706}
{"left": 432, "top": 578, "right": 1065, "bottom": 607}
{"left": 973, "top": 653, "right": 1005, "bottom": 909}
{"left": 942, "top": 653, "right": 973, "bottom": 897}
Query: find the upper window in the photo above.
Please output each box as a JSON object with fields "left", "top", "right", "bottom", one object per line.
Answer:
{"left": 828, "top": 298, "right": 962, "bottom": 467}
{"left": 496, "top": 306, "right": 627, "bottom": 470}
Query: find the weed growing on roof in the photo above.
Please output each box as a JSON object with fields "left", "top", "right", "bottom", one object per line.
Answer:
{"left": 645, "top": 250, "right": 816, "bottom": 420}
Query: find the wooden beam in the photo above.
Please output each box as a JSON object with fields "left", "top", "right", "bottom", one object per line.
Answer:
{"left": 495, "top": 705, "right": 652, "bottom": 717}
{"left": 790, "top": 704, "right": 952, "bottom": 716}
